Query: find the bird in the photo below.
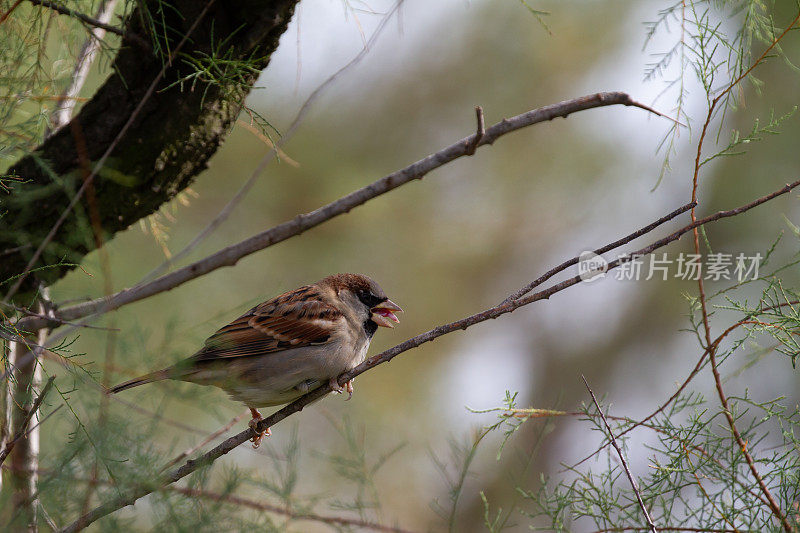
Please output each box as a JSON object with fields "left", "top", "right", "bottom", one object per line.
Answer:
{"left": 109, "top": 273, "right": 402, "bottom": 447}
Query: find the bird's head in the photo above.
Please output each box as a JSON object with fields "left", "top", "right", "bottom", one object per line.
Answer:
{"left": 320, "top": 273, "right": 402, "bottom": 330}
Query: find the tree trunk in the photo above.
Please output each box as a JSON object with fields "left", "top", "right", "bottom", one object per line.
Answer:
{"left": 4, "top": 317, "right": 46, "bottom": 532}
{"left": 1, "top": 0, "right": 299, "bottom": 303}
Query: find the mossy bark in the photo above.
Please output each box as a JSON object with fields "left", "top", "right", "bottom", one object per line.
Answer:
{"left": 0, "top": 0, "right": 299, "bottom": 302}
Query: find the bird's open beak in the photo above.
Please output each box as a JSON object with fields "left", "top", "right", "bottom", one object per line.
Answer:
{"left": 371, "top": 299, "right": 403, "bottom": 328}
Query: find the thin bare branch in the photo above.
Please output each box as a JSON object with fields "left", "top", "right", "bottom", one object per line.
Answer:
{"left": 568, "top": 304, "right": 800, "bottom": 471}
{"left": 27, "top": 0, "right": 123, "bottom": 36}
{"left": 465, "top": 105, "right": 485, "bottom": 155}
{"left": 582, "top": 375, "right": 657, "bottom": 533}
{"left": 0, "top": 0, "right": 25, "bottom": 24}
{"left": 18, "top": 92, "right": 669, "bottom": 333}
{"left": 59, "top": 178, "right": 800, "bottom": 532}
{"left": 707, "top": 335, "right": 791, "bottom": 531}
{"left": 0, "top": 244, "right": 32, "bottom": 258}
{"left": 685, "top": 12, "right": 800, "bottom": 532}
{"left": 4, "top": 306, "right": 119, "bottom": 332}
{"left": 593, "top": 526, "right": 741, "bottom": 533}
{"left": 503, "top": 200, "right": 697, "bottom": 303}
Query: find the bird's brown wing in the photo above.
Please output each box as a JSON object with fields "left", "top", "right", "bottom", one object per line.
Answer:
{"left": 189, "top": 285, "right": 341, "bottom": 363}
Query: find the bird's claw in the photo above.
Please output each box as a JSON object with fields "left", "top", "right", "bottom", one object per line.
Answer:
{"left": 248, "top": 408, "right": 270, "bottom": 448}
{"left": 328, "top": 376, "right": 343, "bottom": 393}
{"left": 344, "top": 379, "right": 353, "bottom": 401}
{"left": 328, "top": 377, "right": 354, "bottom": 400}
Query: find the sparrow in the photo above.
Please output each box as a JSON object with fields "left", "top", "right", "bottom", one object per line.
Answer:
{"left": 109, "top": 273, "right": 402, "bottom": 446}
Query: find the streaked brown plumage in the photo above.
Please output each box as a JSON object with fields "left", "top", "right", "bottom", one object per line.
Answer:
{"left": 109, "top": 273, "right": 401, "bottom": 446}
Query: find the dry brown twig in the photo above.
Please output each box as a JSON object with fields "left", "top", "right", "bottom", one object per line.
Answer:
{"left": 27, "top": 0, "right": 124, "bottom": 36}
{"left": 16, "top": 91, "right": 668, "bottom": 334}
{"left": 582, "top": 376, "right": 657, "bottom": 533}
{"left": 513, "top": 405, "right": 773, "bottom": 510}
{"left": 593, "top": 526, "right": 742, "bottom": 533}
{"left": 0, "top": 0, "right": 25, "bottom": 24}
{"left": 465, "top": 105, "right": 485, "bottom": 155}
{"left": 3, "top": 92, "right": 673, "bottom": 392}
{"left": 684, "top": 12, "right": 800, "bottom": 532}
{"left": 569, "top": 302, "right": 800, "bottom": 472}
{"left": 503, "top": 201, "right": 696, "bottom": 303}
{"left": 58, "top": 178, "right": 800, "bottom": 533}
{"left": 3, "top": 92, "right": 675, "bottom": 395}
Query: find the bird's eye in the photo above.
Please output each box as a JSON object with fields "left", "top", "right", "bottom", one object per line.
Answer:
{"left": 357, "top": 290, "right": 381, "bottom": 308}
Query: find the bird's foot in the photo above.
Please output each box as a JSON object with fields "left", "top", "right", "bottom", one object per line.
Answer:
{"left": 248, "top": 408, "right": 271, "bottom": 448}
{"left": 328, "top": 377, "right": 354, "bottom": 400}
{"left": 328, "top": 377, "right": 343, "bottom": 394}
{"left": 345, "top": 379, "right": 354, "bottom": 401}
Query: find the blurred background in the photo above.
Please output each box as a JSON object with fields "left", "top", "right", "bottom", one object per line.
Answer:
{"left": 28, "top": 0, "right": 800, "bottom": 529}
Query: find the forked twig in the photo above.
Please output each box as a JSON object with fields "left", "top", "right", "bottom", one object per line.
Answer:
{"left": 466, "top": 105, "right": 485, "bottom": 155}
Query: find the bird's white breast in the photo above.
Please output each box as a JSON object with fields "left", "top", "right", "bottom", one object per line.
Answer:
{"left": 220, "top": 326, "right": 371, "bottom": 408}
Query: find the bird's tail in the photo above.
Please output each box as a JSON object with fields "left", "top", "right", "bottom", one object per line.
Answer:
{"left": 108, "top": 369, "right": 170, "bottom": 394}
